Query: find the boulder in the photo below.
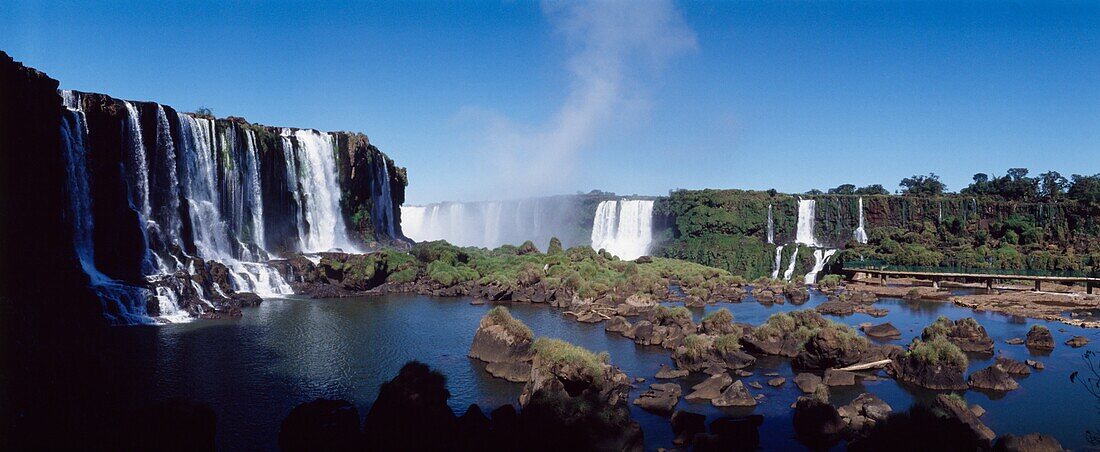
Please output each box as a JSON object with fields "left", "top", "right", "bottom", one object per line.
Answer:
{"left": 1025, "top": 359, "right": 1044, "bottom": 370}
{"left": 793, "top": 327, "right": 869, "bottom": 371}
{"left": 932, "top": 394, "right": 995, "bottom": 443}
{"left": 993, "top": 433, "right": 1065, "bottom": 452}
{"left": 995, "top": 356, "right": 1031, "bottom": 376}
{"left": 793, "top": 395, "right": 846, "bottom": 449}
{"left": 633, "top": 383, "right": 682, "bottom": 415}
{"left": 1025, "top": 325, "right": 1055, "bottom": 351}
{"left": 816, "top": 299, "right": 888, "bottom": 318}
{"left": 1065, "top": 336, "right": 1090, "bottom": 348}
{"left": 655, "top": 364, "right": 690, "bottom": 379}
{"left": 767, "top": 377, "right": 785, "bottom": 387}
{"left": 363, "top": 362, "right": 459, "bottom": 451}
{"left": 823, "top": 369, "right": 856, "bottom": 386}
{"left": 968, "top": 364, "right": 1019, "bottom": 391}
{"left": 712, "top": 380, "right": 757, "bottom": 407}
{"left": 671, "top": 410, "right": 706, "bottom": 446}
{"left": 1004, "top": 337, "right": 1025, "bottom": 345}
{"left": 837, "top": 393, "right": 892, "bottom": 435}
{"left": 685, "top": 373, "right": 733, "bottom": 403}
{"left": 794, "top": 373, "right": 822, "bottom": 394}
{"left": 891, "top": 341, "right": 968, "bottom": 390}
{"left": 604, "top": 316, "right": 632, "bottom": 334}
{"left": 861, "top": 322, "right": 901, "bottom": 339}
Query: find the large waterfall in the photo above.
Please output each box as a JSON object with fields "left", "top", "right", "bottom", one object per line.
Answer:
{"left": 61, "top": 95, "right": 151, "bottom": 324}
{"left": 796, "top": 198, "right": 819, "bottom": 246}
{"left": 590, "top": 199, "right": 655, "bottom": 260}
{"left": 401, "top": 197, "right": 591, "bottom": 250}
{"left": 58, "top": 91, "right": 396, "bottom": 323}
{"left": 853, "top": 197, "right": 868, "bottom": 244}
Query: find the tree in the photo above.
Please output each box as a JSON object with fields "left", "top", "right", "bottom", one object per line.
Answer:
{"left": 806, "top": 189, "right": 824, "bottom": 195}
{"left": 1007, "top": 168, "right": 1030, "bottom": 181}
{"left": 828, "top": 184, "right": 856, "bottom": 195}
{"left": 1068, "top": 174, "right": 1100, "bottom": 203}
{"left": 193, "top": 106, "right": 214, "bottom": 117}
{"left": 899, "top": 173, "right": 946, "bottom": 196}
{"left": 855, "top": 184, "right": 890, "bottom": 195}
{"left": 1039, "top": 171, "right": 1068, "bottom": 200}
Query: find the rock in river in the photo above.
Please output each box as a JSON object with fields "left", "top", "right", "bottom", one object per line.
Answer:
{"left": 633, "top": 383, "right": 682, "bottom": 415}
{"left": 1026, "top": 325, "right": 1055, "bottom": 351}
{"left": 968, "top": 364, "right": 1019, "bottom": 391}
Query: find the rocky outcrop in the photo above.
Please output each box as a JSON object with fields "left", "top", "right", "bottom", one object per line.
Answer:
{"left": 1065, "top": 336, "right": 1089, "bottom": 348}
{"left": 1026, "top": 325, "right": 1055, "bottom": 351}
{"left": 995, "top": 356, "right": 1031, "bottom": 376}
{"left": 468, "top": 307, "right": 533, "bottom": 382}
{"left": 816, "top": 299, "right": 888, "bottom": 317}
{"left": 891, "top": 339, "right": 969, "bottom": 390}
{"left": 712, "top": 380, "right": 757, "bottom": 407}
{"left": 921, "top": 316, "right": 994, "bottom": 354}
{"left": 931, "top": 394, "right": 995, "bottom": 444}
{"left": 670, "top": 410, "right": 706, "bottom": 446}
{"left": 685, "top": 373, "right": 733, "bottom": 404}
{"left": 837, "top": 393, "right": 892, "bottom": 436}
{"left": 519, "top": 339, "right": 642, "bottom": 451}
{"left": 362, "top": 362, "right": 460, "bottom": 451}
{"left": 792, "top": 326, "right": 870, "bottom": 371}
{"left": 792, "top": 387, "right": 846, "bottom": 449}
{"left": 823, "top": 369, "right": 856, "bottom": 386}
{"left": 794, "top": 373, "right": 822, "bottom": 393}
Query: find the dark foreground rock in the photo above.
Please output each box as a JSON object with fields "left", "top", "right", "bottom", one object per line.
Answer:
{"left": 280, "top": 399, "right": 361, "bottom": 452}
{"left": 792, "top": 389, "right": 846, "bottom": 449}
{"left": 837, "top": 393, "right": 892, "bottom": 436}
{"left": 993, "top": 433, "right": 1066, "bottom": 451}
{"left": 692, "top": 415, "right": 763, "bottom": 451}
{"left": 671, "top": 410, "right": 707, "bottom": 446}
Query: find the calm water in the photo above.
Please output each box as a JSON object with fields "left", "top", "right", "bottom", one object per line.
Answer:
{"left": 104, "top": 290, "right": 1100, "bottom": 450}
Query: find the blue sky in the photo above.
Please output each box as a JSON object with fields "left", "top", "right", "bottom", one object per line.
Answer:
{"left": 3, "top": 1, "right": 1098, "bottom": 203}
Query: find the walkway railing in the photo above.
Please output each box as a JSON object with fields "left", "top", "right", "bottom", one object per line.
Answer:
{"left": 843, "top": 259, "right": 1099, "bottom": 279}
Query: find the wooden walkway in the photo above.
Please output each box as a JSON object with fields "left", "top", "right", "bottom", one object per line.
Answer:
{"left": 841, "top": 267, "right": 1098, "bottom": 293}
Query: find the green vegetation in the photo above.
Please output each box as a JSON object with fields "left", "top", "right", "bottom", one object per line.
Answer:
{"left": 531, "top": 338, "right": 608, "bottom": 384}
{"left": 482, "top": 306, "right": 533, "bottom": 341}
{"left": 681, "top": 334, "right": 710, "bottom": 359}
{"left": 655, "top": 305, "right": 692, "bottom": 324}
{"left": 752, "top": 310, "right": 865, "bottom": 351}
{"left": 811, "top": 384, "right": 830, "bottom": 404}
{"left": 905, "top": 337, "right": 968, "bottom": 368}
{"left": 702, "top": 308, "right": 733, "bottom": 325}
{"left": 921, "top": 316, "right": 954, "bottom": 339}
{"left": 817, "top": 274, "right": 842, "bottom": 289}
{"left": 714, "top": 333, "right": 741, "bottom": 355}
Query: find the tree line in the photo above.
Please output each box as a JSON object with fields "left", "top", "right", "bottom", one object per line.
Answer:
{"left": 809, "top": 169, "right": 1100, "bottom": 203}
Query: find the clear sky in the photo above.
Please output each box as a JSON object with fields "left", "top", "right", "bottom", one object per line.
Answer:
{"left": 3, "top": 1, "right": 1098, "bottom": 204}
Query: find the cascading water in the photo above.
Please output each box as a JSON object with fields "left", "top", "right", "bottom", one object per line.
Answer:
{"left": 766, "top": 204, "right": 774, "bottom": 244}
{"left": 771, "top": 245, "right": 784, "bottom": 279}
{"left": 796, "top": 198, "right": 819, "bottom": 247}
{"left": 61, "top": 94, "right": 152, "bottom": 325}
{"left": 804, "top": 249, "right": 838, "bottom": 284}
{"left": 292, "top": 129, "right": 357, "bottom": 253}
{"left": 782, "top": 245, "right": 800, "bottom": 281}
{"left": 590, "top": 199, "right": 654, "bottom": 261}
{"left": 853, "top": 197, "right": 868, "bottom": 244}
{"left": 400, "top": 197, "right": 589, "bottom": 250}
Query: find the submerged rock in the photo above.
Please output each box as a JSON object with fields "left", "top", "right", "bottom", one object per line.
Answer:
{"left": 861, "top": 322, "right": 901, "bottom": 339}
{"left": 993, "top": 433, "right": 1066, "bottom": 452}
{"left": 1004, "top": 337, "right": 1024, "bottom": 345}
{"left": 767, "top": 377, "right": 786, "bottom": 387}
{"left": 1065, "top": 336, "right": 1090, "bottom": 348}
{"left": 655, "top": 364, "right": 690, "bottom": 379}
{"left": 823, "top": 369, "right": 856, "bottom": 386}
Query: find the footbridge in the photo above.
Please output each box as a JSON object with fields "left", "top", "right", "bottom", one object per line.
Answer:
{"left": 841, "top": 260, "right": 1099, "bottom": 294}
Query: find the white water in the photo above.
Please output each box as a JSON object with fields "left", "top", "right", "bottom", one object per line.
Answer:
{"left": 853, "top": 197, "right": 868, "bottom": 244}
{"left": 796, "top": 198, "right": 819, "bottom": 247}
{"left": 782, "top": 245, "right": 800, "bottom": 281}
{"left": 61, "top": 95, "right": 152, "bottom": 325}
{"left": 401, "top": 197, "right": 586, "bottom": 250}
{"left": 771, "top": 245, "right": 784, "bottom": 279}
{"left": 766, "top": 204, "right": 774, "bottom": 244}
{"left": 153, "top": 105, "right": 183, "bottom": 250}
{"left": 371, "top": 155, "right": 397, "bottom": 239}
{"left": 804, "top": 248, "right": 838, "bottom": 284}
{"left": 590, "top": 199, "right": 655, "bottom": 261}
{"left": 292, "top": 129, "right": 357, "bottom": 253}
{"left": 242, "top": 130, "right": 266, "bottom": 253}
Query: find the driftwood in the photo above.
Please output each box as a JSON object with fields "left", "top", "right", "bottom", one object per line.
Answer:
{"left": 834, "top": 359, "right": 893, "bottom": 372}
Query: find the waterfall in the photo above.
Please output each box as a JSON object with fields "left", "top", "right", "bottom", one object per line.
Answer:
{"left": 179, "top": 115, "right": 234, "bottom": 259}
{"left": 61, "top": 96, "right": 152, "bottom": 325}
{"left": 766, "top": 204, "right": 774, "bottom": 244}
{"left": 804, "top": 249, "right": 838, "bottom": 284}
{"left": 242, "top": 130, "right": 266, "bottom": 254}
{"left": 770, "top": 245, "right": 784, "bottom": 279}
{"left": 796, "top": 198, "right": 819, "bottom": 246}
{"left": 292, "top": 129, "right": 356, "bottom": 253}
{"left": 370, "top": 155, "right": 397, "bottom": 239}
{"left": 400, "top": 197, "right": 589, "bottom": 250}
{"left": 853, "top": 197, "right": 868, "bottom": 244}
{"left": 782, "top": 245, "right": 800, "bottom": 281}
{"left": 590, "top": 199, "right": 654, "bottom": 260}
